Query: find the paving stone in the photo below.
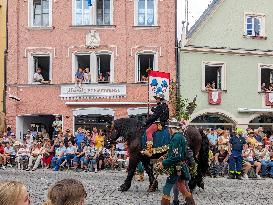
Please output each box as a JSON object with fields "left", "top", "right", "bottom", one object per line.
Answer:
{"left": 0, "top": 169, "right": 272, "bottom": 205}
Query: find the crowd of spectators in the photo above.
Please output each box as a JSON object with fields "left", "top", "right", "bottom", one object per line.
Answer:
{"left": 0, "top": 126, "right": 128, "bottom": 173}
{"left": 206, "top": 127, "right": 273, "bottom": 179}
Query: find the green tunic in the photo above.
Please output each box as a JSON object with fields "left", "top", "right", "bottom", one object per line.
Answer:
{"left": 162, "top": 132, "right": 190, "bottom": 180}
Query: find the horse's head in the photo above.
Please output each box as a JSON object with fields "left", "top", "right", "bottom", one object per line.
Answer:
{"left": 107, "top": 118, "right": 142, "bottom": 144}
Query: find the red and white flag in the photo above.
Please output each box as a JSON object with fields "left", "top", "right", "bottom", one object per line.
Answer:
{"left": 208, "top": 91, "right": 222, "bottom": 105}
{"left": 148, "top": 71, "right": 170, "bottom": 101}
{"left": 265, "top": 92, "right": 273, "bottom": 106}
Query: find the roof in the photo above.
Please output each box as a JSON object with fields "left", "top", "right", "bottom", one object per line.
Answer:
{"left": 187, "top": 0, "right": 223, "bottom": 39}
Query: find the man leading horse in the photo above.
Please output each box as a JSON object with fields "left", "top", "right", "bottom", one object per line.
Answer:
{"left": 157, "top": 118, "right": 195, "bottom": 205}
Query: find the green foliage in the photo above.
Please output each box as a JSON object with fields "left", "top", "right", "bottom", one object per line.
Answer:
{"left": 170, "top": 82, "right": 197, "bottom": 121}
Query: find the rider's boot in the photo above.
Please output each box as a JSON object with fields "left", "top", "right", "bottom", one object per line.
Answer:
{"left": 142, "top": 141, "right": 153, "bottom": 157}
{"left": 161, "top": 195, "right": 171, "bottom": 205}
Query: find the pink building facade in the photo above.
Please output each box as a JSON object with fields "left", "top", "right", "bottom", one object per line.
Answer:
{"left": 6, "top": 0, "right": 176, "bottom": 139}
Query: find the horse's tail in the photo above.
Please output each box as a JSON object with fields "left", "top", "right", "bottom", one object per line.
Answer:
{"left": 198, "top": 128, "right": 209, "bottom": 175}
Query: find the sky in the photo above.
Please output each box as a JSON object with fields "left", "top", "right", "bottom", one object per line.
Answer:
{"left": 177, "top": 0, "right": 213, "bottom": 38}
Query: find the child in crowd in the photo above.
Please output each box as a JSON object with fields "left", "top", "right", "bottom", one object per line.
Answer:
{"left": 16, "top": 143, "right": 30, "bottom": 170}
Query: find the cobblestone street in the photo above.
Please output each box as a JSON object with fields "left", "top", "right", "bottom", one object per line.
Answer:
{"left": 0, "top": 169, "right": 272, "bottom": 205}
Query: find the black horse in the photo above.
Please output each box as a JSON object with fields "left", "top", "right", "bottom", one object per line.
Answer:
{"left": 109, "top": 118, "right": 209, "bottom": 192}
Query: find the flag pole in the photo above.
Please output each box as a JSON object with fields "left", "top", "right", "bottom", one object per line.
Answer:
{"left": 147, "top": 73, "right": 150, "bottom": 117}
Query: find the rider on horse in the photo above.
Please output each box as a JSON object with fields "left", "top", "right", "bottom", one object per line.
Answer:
{"left": 142, "top": 93, "right": 169, "bottom": 157}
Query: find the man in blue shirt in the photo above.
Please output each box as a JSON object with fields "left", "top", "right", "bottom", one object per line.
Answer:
{"left": 51, "top": 141, "right": 67, "bottom": 171}
{"left": 228, "top": 128, "right": 246, "bottom": 180}
{"left": 75, "top": 127, "right": 86, "bottom": 148}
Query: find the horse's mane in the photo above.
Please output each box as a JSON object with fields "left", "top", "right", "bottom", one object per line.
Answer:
{"left": 113, "top": 118, "right": 144, "bottom": 140}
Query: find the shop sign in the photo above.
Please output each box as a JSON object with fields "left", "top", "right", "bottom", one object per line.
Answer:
{"left": 60, "top": 84, "right": 126, "bottom": 99}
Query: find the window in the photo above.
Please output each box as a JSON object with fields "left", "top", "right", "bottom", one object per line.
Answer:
{"left": 259, "top": 64, "right": 273, "bottom": 92}
{"left": 137, "top": 54, "right": 154, "bottom": 82}
{"left": 97, "top": 54, "right": 111, "bottom": 83}
{"left": 136, "top": 0, "right": 157, "bottom": 26}
{"left": 29, "top": 0, "right": 52, "bottom": 27}
{"left": 245, "top": 14, "right": 265, "bottom": 37}
{"left": 73, "top": 0, "right": 112, "bottom": 26}
{"left": 73, "top": 52, "right": 113, "bottom": 83}
{"left": 202, "top": 62, "right": 226, "bottom": 91}
{"left": 96, "top": 0, "right": 111, "bottom": 25}
{"left": 28, "top": 54, "right": 51, "bottom": 84}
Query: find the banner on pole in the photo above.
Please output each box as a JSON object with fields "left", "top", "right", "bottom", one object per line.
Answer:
{"left": 148, "top": 71, "right": 170, "bottom": 101}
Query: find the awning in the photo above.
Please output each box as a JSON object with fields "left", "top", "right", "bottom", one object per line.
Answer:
{"left": 238, "top": 108, "right": 273, "bottom": 113}
{"left": 72, "top": 108, "right": 115, "bottom": 116}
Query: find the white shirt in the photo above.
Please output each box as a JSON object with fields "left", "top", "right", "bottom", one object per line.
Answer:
{"left": 33, "top": 72, "right": 44, "bottom": 82}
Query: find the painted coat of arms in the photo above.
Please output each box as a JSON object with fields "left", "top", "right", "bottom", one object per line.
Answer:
{"left": 86, "top": 30, "right": 100, "bottom": 49}
{"left": 148, "top": 71, "right": 170, "bottom": 101}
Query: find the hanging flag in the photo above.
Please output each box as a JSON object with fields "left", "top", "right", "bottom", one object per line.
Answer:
{"left": 208, "top": 91, "right": 222, "bottom": 105}
{"left": 88, "top": 0, "right": 92, "bottom": 6}
{"left": 265, "top": 92, "right": 273, "bottom": 106}
{"left": 148, "top": 71, "right": 170, "bottom": 101}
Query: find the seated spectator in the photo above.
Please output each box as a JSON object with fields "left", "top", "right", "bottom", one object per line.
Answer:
{"left": 75, "top": 68, "right": 84, "bottom": 87}
{"left": 73, "top": 141, "right": 86, "bottom": 170}
{"left": 85, "top": 130, "right": 92, "bottom": 147}
{"left": 4, "top": 142, "right": 16, "bottom": 167}
{"left": 0, "top": 142, "right": 6, "bottom": 169}
{"left": 41, "top": 140, "right": 53, "bottom": 168}
{"left": 43, "top": 179, "right": 87, "bottom": 205}
{"left": 51, "top": 141, "right": 66, "bottom": 171}
{"left": 246, "top": 130, "right": 258, "bottom": 146}
{"left": 26, "top": 141, "right": 43, "bottom": 171}
{"left": 243, "top": 143, "right": 261, "bottom": 179}
{"left": 256, "top": 143, "right": 271, "bottom": 178}
{"left": 16, "top": 143, "right": 30, "bottom": 170}
{"left": 261, "top": 83, "right": 269, "bottom": 92}
{"left": 0, "top": 181, "right": 30, "bottom": 205}
{"left": 33, "top": 67, "right": 50, "bottom": 84}
{"left": 85, "top": 142, "right": 98, "bottom": 172}
{"left": 63, "top": 140, "right": 76, "bottom": 168}
{"left": 214, "top": 145, "right": 229, "bottom": 177}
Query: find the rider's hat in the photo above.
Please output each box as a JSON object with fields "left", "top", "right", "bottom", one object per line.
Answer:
{"left": 166, "top": 118, "right": 181, "bottom": 129}
{"left": 154, "top": 93, "right": 165, "bottom": 100}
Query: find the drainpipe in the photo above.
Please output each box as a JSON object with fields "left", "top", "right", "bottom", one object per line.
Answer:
{"left": 3, "top": 0, "right": 8, "bottom": 115}
{"left": 175, "top": 0, "right": 179, "bottom": 97}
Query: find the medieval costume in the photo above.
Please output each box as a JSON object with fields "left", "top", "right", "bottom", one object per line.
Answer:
{"left": 143, "top": 93, "right": 169, "bottom": 157}
{"left": 159, "top": 119, "right": 195, "bottom": 205}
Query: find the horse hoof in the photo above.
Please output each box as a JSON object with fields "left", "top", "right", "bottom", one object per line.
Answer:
{"left": 147, "top": 180, "right": 158, "bottom": 192}
{"left": 118, "top": 184, "right": 131, "bottom": 192}
{"left": 197, "top": 181, "right": 204, "bottom": 190}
